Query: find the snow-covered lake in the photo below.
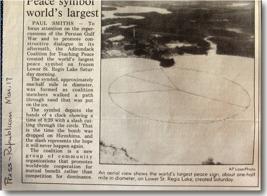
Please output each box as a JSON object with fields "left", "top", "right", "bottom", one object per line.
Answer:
{"left": 120, "top": 25, "right": 137, "bottom": 29}
{"left": 204, "top": 36, "right": 217, "bottom": 55}
{"left": 108, "top": 35, "right": 125, "bottom": 42}
{"left": 166, "top": 41, "right": 194, "bottom": 49}
{"left": 229, "top": 2, "right": 250, "bottom": 7}
{"left": 101, "top": 53, "right": 254, "bottom": 164}
{"left": 227, "top": 28, "right": 244, "bottom": 34}
{"left": 102, "top": 23, "right": 122, "bottom": 33}
{"left": 102, "top": 6, "right": 172, "bottom": 20}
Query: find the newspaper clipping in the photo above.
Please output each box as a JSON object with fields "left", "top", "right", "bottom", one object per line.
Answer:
{"left": 2, "top": 0, "right": 261, "bottom": 191}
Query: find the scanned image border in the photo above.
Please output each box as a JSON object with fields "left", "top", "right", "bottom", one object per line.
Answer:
{"left": 16, "top": 1, "right": 261, "bottom": 188}
{"left": 0, "top": 0, "right": 3, "bottom": 190}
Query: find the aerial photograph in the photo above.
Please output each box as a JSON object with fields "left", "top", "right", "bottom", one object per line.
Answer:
{"left": 99, "top": 1, "right": 255, "bottom": 165}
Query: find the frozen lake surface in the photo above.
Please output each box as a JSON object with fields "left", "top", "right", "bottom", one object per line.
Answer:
{"left": 108, "top": 35, "right": 125, "bottom": 42}
{"left": 227, "top": 28, "right": 244, "bottom": 34}
{"left": 101, "top": 54, "right": 254, "bottom": 164}
{"left": 120, "top": 25, "right": 137, "bottom": 29}
{"left": 102, "top": 23, "right": 122, "bottom": 33}
{"left": 102, "top": 6, "right": 172, "bottom": 20}
{"left": 166, "top": 41, "right": 194, "bottom": 49}
{"left": 204, "top": 36, "right": 217, "bottom": 55}
{"left": 229, "top": 2, "right": 250, "bottom": 7}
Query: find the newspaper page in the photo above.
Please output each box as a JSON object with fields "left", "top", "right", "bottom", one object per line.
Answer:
{"left": 2, "top": 0, "right": 261, "bottom": 191}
